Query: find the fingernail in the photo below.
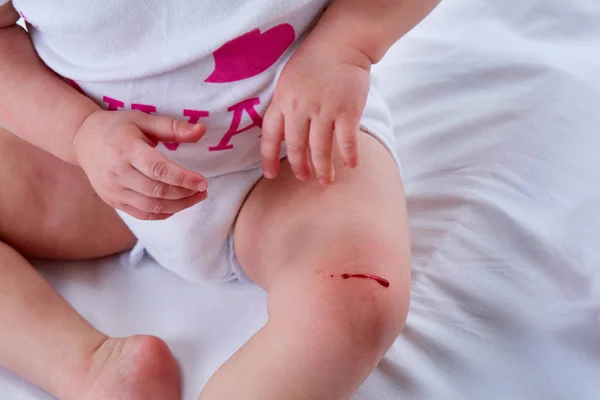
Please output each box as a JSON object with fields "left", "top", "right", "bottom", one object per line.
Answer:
{"left": 296, "top": 172, "right": 309, "bottom": 181}
{"left": 264, "top": 169, "right": 276, "bottom": 179}
{"left": 197, "top": 180, "right": 207, "bottom": 192}
{"left": 189, "top": 124, "right": 204, "bottom": 135}
{"left": 319, "top": 177, "right": 331, "bottom": 186}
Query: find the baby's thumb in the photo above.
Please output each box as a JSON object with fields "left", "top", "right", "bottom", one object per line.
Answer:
{"left": 137, "top": 114, "right": 206, "bottom": 144}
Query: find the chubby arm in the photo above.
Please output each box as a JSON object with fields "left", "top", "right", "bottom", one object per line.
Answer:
{"left": 0, "top": 2, "right": 18, "bottom": 27}
{"left": 0, "top": 2, "right": 100, "bottom": 164}
{"left": 0, "top": 2, "right": 208, "bottom": 220}
{"left": 314, "top": 0, "right": 441, "bottom": 64}
{"left": 261, "top": 0, "right": 440, "bottom": 184}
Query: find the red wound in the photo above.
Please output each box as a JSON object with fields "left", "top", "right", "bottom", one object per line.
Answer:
{"left": 336, "top": 273, "right": 390, "bottom": 288}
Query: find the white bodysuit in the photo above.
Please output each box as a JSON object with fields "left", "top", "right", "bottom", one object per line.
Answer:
{"left": 8, "top": 0, "right": 398, "bottom": 282}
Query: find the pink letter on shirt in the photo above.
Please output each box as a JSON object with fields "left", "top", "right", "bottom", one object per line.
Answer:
{"left": 209, "top": 98, "right": 263, "bottom": 152}
{"left": 184, "top": 109, "right": 210, "bottom": 124}
{"left": 102, "top": 96, "right": 125, "bottom": 111}
{"left": 131, "top": 103, "right": 157, "bottom": 114}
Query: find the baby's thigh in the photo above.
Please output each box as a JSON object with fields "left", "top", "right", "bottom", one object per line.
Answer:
{"left": 0, "top": 127, "right": 135, "bottom": 259}
{"left": 234, "top": 132, "right": 410, "bottom": 290}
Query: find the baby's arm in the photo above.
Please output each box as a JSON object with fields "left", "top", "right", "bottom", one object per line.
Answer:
{"left": 0, "top": 2, "right": 100, "bottom": 164}
{"left": 315, "top": 0, "right": 440, "bottom": 64}
{"left": 0, "top": 2, "right": 207, "bottom": 220}
{"left": 261, "top": 0, "right": 439, "bottom": 184}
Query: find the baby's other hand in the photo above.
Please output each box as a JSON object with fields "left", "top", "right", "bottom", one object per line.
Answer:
{"left": 261, "top": 38, "right": 371, "bottom": 184}
{"left": 73, "top": 110, "right": 208, "bottom": 220}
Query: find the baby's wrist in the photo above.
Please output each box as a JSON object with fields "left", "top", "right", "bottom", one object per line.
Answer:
{"left": 309, "top": 4, "right": 387, "bottom": 65}
{"left": 71, "top": 109, "right": 103, "bottom": 165}
{"left": 302, "top": 30, "right": 373, "bottom": 71}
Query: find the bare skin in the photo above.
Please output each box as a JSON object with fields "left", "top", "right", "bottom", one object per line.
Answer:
{"left": 0, "top": 127, "right": 135, "bottom": 259}
{"left": 0, "top": 127, "right": 181, "bottom": 400}
{"left": 0, "top": 4, "right": 203, "bottom": 397}
{"left": 1, "top": 125, "right": 410, "bottom": 400}
{"left": 0, "top": 0, "right": 435, "bottom": 398}
{"left": 199, "top": 133, "right": 410, "bottom": 399}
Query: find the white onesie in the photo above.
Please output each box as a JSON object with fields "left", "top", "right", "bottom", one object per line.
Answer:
{"left": 9, "top": 0, "right": 398, "bottom": 282}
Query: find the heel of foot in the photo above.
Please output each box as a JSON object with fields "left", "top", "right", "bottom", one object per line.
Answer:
{"left": 69, "top": 335, "right": 180, "bottom": 400}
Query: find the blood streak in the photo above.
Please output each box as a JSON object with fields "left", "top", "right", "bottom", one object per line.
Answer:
{"left": 334, "top": 273, "right": 390, "bottom": 288}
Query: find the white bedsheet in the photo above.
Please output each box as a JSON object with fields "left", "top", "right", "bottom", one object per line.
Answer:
{"left": 2, "top": 0, "right": 600, "bottom": 398}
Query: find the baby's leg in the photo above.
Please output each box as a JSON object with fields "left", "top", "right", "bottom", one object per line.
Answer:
{"left": 0, "top": 128, "right": 179, "bottom": 400}
{"left": 199, "top": 133, "right": 410, "bottom": 399}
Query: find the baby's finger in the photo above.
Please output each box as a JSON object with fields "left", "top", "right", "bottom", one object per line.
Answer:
{"left": 309, "top": 119, "right": 335, "bottom": 185}
{"left": 118, "top": 204, "right": 173, "bottom": 221}
{"left": 284, "top": 115, "right": 311, "bottom": 181}
{"left": 136, "top": 113, "right": 206, "bottom": 144}
{"left": 261, "top": 108, "right": 285, "bottom": 179}
{"left": 335, "top": 118, "right": 360, "bottom": 169}
{"left": 123, "top": 168, "right": 197, "bottom": 200}
{"left": 120, "top": 189, "right": 207, "bottom": 215}
{"left": 129, "top": 142, "right": 207, "bottom": 192}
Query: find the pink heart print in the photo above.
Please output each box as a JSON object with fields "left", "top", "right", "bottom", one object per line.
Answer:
{"left": 206, "top": 24, "right": 296, "bottom": 83}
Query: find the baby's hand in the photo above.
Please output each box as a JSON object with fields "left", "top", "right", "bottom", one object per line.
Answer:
{"left": 261, "top": 38, "right": 372, "bottom": 184}
{"left": 73, "top": 110, "right": 208, "bottom": 220}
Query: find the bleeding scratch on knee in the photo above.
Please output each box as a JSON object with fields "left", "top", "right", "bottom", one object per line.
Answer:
{"left": 330, "top": 273, "right": 390, "bottom": 288}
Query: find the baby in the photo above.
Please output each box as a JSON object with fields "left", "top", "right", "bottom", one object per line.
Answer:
{"left": 0, "top": 0, "right": 438, "bottom": 399}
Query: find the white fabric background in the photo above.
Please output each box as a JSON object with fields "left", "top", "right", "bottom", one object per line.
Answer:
{"left": 2, "top": 0, "right": 600, "bottom": 398}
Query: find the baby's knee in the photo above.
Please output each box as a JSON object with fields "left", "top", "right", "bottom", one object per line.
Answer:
{"left": 269, "top": 257, "right": 410, "bottom": 358}
{"left": 324, "top": 275, "right": 409, "bottom": 355}
{"left": 325, "top": 247, "right": 410, "bottom": 348}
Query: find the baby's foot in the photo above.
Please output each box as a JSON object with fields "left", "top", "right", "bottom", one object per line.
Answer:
{"left": 70, "top": 335, "right": 180, "bottom": 400}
